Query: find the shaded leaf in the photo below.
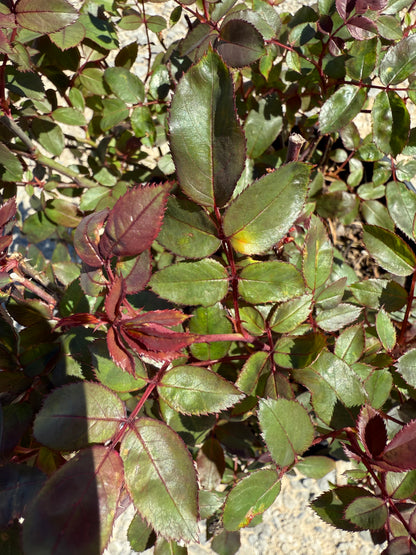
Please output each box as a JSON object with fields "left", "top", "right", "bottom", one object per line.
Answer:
{"left": 196, "top": 437, "right": 225, "bottom": 490}
{"left": 0, "top": 144, "right": 23, "bottom": 182}
{"left": 222, "top": 469, "right": 281, "bottom": 531}
{"left": 274, "top": 332, "right": 326, "bottom": 369}
{"left": 376, "top": 308, "right": 396, "bottom": 351}
{"left": 381, "top": 420, "right": 416, "bottom": 471}
{"left": 127, "top": 513, "right": 156, "bottom": 553}
{"left": 244, "top": 95, "right": 283, "bottom": 159}
{"left": 396, "top": 349, "right": 416, "bottom": 389}
{"left": 121, "top": 418, "right": 199, "bottom": 543}
{"left": 74, "top": 209, "right": 109, "bottom": 267}
{"left": 258, "top": 398, "right": 314, "bottom": 467}
{"left": 169, "top": 49, "right": 245, "bottom": 208}
{"left": 311, "top": 486, "right": 370, "bottom": 531}
{"left": 32, "top": 117, "right": 64, "bottom": 156}
{"left": 34, "top": 382, "right": 125, "bottom": 450}
{"left": 350, "top": 278, "right": 407, "bottom": 311}
{"left": 344, "top": 496, "right": 388, "bottom": 530}
{"left": 303, "top": 215, "right": 333, "bottom": 290}
{"left": 372, "top": 91, "right": 410, "bottom": 156}
{"left": 22, "top": 446, "right": 123, "bottom": 555}
{"left": 189, "top": 304, "right": 232, "bottom": 360}
{"left": 158, "top": 365, "right": 243, "bottom": 415}
{"left": 296, "top": 456, "right": 336, "bottom": 479}
{"left": 104, "top": 66, "right": 144, "bottom": 104}
{"left": 149, "top": 259, "right": 229, "bottom": 306}
{"left": 223, "top": 163, "right": 310, "bottom": 255}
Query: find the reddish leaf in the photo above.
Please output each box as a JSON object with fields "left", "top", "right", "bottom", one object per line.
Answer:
{"left": 356, "top": 0, "right": 387, "bottom": 12}
{"left": 124, "top": 309, "right": 190, "bottom": 328}
{"left": 56, "top": 313, "right": 105, "bottom": 329}
{"left": 380, "top": 420, "right": 416, "bottom": 471}
{"left": 0, "top": 197, "right": 16, "bottom": 229}
{"left": 318, "top": 15, "right": 333, "bottom": 35}
{"left": 0, "top": 235, "right": 12, "bottom": 252}
{"left": 99, "top": 184, "right": 169, "bottom": 259}
{"left": 357, "top": 405, "right": 387, "bottom": 458}
{"left": 117, "top": 250, "right": 152, "bottom": 294}
{"left": 74, "top": 210, "right": 109, "bottom": 268}
{"left": 105, "top": 275, "right": 126, "bottom": 321}
{"left": 328, "top": 37, "right": 344, "bottom": 57}
{"left": 107, "top": 325, "right": 135, "bottom": 375}
{"left": 336, "top": 0, "right": 356, "bottom": 20}
{"left": 0, "top": 28, "right": 13, "bottom": 54}
{"left": 15, "top": 0, "right": 78, "bottom": 35}
{"left": 347, "top": 16, "right": 377, "bottom": 40}
{"left": 123, "top": 323, "right": 195, "bottom": 354}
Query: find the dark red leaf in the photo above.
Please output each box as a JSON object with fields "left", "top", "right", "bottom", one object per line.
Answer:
{"left": 123, "top": 309, "right": 189, "bottom": 327}
{"left": 336, "top": 0, "right": 356, "bottom": 20}
{"left": 74, "top": 210, "right": 109, "bottom": 268}
{"left": 104, "top": 275, "right": 126, "bottom": 321}
{"left": 0, "top": 198, "right": 16, "bottom": 229}
{"left": 357, "top": 406, "right": 387, "bottom": 458}
{"left": 107, "top": 325, "right": 135, "bottom": 375}
{"left": 347, "top": 16, "right": 377, "bottom": 40}
{"left": 56, "top": 313, "right": 105, "bottom": 329}
{"left": 124, "top": 322, "right": 195, "bottom": 353}
{"left": 99, "top": 184, "right": 169, "bottom": 260}
{"left": 356, "top": 0, "right": 388, "bottom": 12}
{"left": 215, "top": 20, "right": 265, "bottom": 68}
{"left": 379, "top": 420, "right": 416, "bottom": 471}
{"left": 318, "top": 15, "right": 333, "bottom": 35}
{"left": 116, "top": 250, "right": 152, "bottom": 294}
{"left": 0, "top": 235, "right": 12, "bottom": 252}
{"left": 328, "top": 37, "right": 344, "bottom": 57}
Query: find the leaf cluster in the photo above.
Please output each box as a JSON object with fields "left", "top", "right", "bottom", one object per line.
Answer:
{"left": 3, "top": 0, "right": 416, "bottom": 553}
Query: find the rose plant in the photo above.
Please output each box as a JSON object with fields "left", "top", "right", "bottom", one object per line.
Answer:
{"left": 2, "top": 0, "right": 416, "bottom": 553}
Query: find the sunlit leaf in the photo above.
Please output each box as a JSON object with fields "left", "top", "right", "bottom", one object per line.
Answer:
{"left": 302, "top": 215, "right": 333, "bottom": 290}
{"left": 121, "top": 418, "right": 199, "bottom": 543}
{"left": 363, "top": 224, "right": 416, "bottom": 276}
{"left": 379, "top": 34, "right": 416, "bottom": 85}
{"left": 258, "top": 398, "right": 314, "bottom": 467}
{"left": 319, "top": 85, "right": 367, "bottom": 134}
{"left": 239, "top": 261, "right": 305, "bottom": 304}
{"left": 222, "top": 469, "right": 281, "bottom": 531}
{"left": 16, "top": 0, "right": 78, "bottom": 34}
{"left": 372, "top": 90, "right": 410, "bottom": 156}
{"left": 344, "top": 496, "right": 388, "bottom": 530}
{"left": 223, "top": 163, "right": 310, "bottom": 255}
{"left": 170, "top": 49, "right": 245, "bottom": 208}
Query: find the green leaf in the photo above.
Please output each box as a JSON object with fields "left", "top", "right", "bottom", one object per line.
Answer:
{"left": 15, "top": 0, "right": 78, "bottom": 34}
{"left": 149, "top": 64, "right": 170, "bottom": 100}
{"left": 258, "top": 398, "right": 314, "bottom": 467}
{"left": 147, "top": 15, "right": 167, "bottom": 34}
{"left": 89, "top": 339, "right": 146, "bottom": 392}
{"left": 32, "top": 117, "right": 64, "bottom": 156}
{"left": 335, "top": 324, "right": 365, "bottom": 365}
{"left": 235, "top": 351, "right": 270, "bottom": 396}
{"left": 319, "top": 85, "right": 367, "bottom": 134}
{"left": 79, "top": 67, "right": 109, "bottom": 95}
{"left": 22, "top": 446, "right": 123, "bottom": 555}
{"left": 157, "top": 196, "right": 221, "bottom": 259}
{"left": 189, "top": 304, "right": 232, "bottom": 360}
{"left": 344, "top": 496, "right": 388, "bottom": 530}
{"left": 311, "top": 486, "right": 371, "bottom": 531}
{"left": 363, "top": 224, "right": 416, "bottom": 276}
{"left": 131, "top": 105, "right": 156, "bottom": 145}
{"left": 379, "top": 34, "right": 416, "bottom": 85}
{"left": 121, "top": 418, "right": 199, "bottom": 543}
{"left": 376, "top": 15, "right": 403, "bottom": 40}
{"left": 6, "top": 67, "right": 45, "bottom": 100}
{"left": 296, "top": 456, "right": 336, "bottom": 479}
{"left": 169, "top": 49, "right": 245, "bottom": 208}
{"left": 274, "top": 333, "right": 326, "bottom": 369}
{"left": 101, "top": 98, "right": 129, "bottom": 131}
{"left": 49, "top": 19, "right": 85, "bottom": 49}
{"left": 386, "top": 180, "right": 416, "bottom": 239}
{"left": 79, "top": 12, "right": 118, "bottom": 50}
{"left": 45, "top": 198, "right": 81, "bottom": 228}
{"left": 104, "top": 67, "right": 144, "bottom": 104}
{"left": 33, "top": 382, "right": 125, "bottom": 450}
{"left": 315, "top": 277, "right": 347, "bottom": 309}
{"left": 376, "top": 308, "right": 396, "bottom": 351}
{"left": 316, "top": 304, "right": 362, "bottom": 332}
{"left": 222, "top": 469, "right": 281, "bottom": 531}
{"left": 0, "top": 143, "right": 23, "bottom": 181}
{"left": 302, "top": 215, "right": 333, "bottom": 290}
{"left": 149, "top": 259, "right": 229, "bottom": 306}
{"left": 361, "top": 199, "right": 394, "bottom": 231}
{"left": 293, "top": 351, "right": 365, "bottom": 425}
{"left": 127, "top": 513, "right": 156, "bottom": 553}
{"left": 216, "top": 19, "right": 265, "bottom": 67}
{"left": 269, "top": 294, "right": 313, "bottom": 333}
{"left": 223, "top": 163, "right": 310, "bottom": 255}
{"left": 372, "top": 90, "right": 410, "bottom": 156}
{"left": 350, "top": 278, "right": 407, "bottom": 311}
{"left": 245, "top": 95, "right": 283, "bottom": 158}
{"left": 364, "top": 368, "right": 393, "bottom": 409}
{"left": 52, "top": 106, "right": 86, "bottom": 126}
{"left": 239, "top": 261, "right": 304, "bottom": 304}
{"left": 22, "top": 211, "right": 56, "bottom": 243}
{"left": 396, "top": 349, "right": 416, "bottom": 388}
{"left": 158, "top": 365, "right": 243, "bottom": 415}
{"left": 345, "top": 37, "right": 377, "bottom": 81}
{"left": 385, "top": 470, "right": 416, "bottom": 500}
{"left": 211, "top": 530, "right": 241, "bottom": 555}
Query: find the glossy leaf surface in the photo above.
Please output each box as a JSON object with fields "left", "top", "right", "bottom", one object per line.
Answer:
{"left": 169, "top": 49, "right": 245, "bottom": 208}
{"left": 319, "top": 85, "right": 366, "bottom": 134}
{"left": 372, "top": 91, "right": 410, "bottom": 156}
{"left": 363, "top": 225, "right": 416, "bottom": 276}
{"left": 379, "top": 34, "right": 416, "bottom": 85}
{"left": 16, "top": 0, "right": 78, "bottom": 34}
